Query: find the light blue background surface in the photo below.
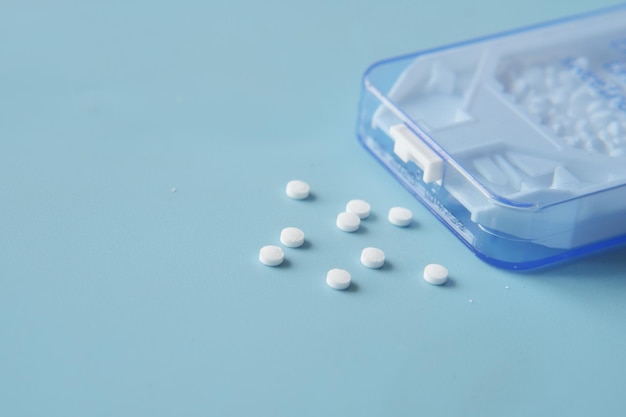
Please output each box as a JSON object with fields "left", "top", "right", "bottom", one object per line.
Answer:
{"left": 2, "top": 1, "right": 626, "bottom": 416}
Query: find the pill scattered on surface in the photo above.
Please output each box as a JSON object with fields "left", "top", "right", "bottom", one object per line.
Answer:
{"left": 346, "top": 199, "right": 371, "bottom": 219}
{"left": 326, "top": 268, "right": 351, "bottom": 290}
{"left": 423, "top": 263, "right": 448, "bottom": 285}
{"left": 259, "top": 245, "right": 284, "bottom": 266}
{"left": 336, "top": 212, "right": 360, "bottom": 232}
{"left": 388, "top": 207, "right": 413, "bottom": 227}
{"left": 280, "top": 227, "right": 305, "bottom": 248}
{"left": 286, "top": 180, "right": 310, "bottom": 200}
{"left": 360, "top": 247, "right": 385, "bottom": 269}
{"left": 171, "top": 187, "right": 177, "bottom": 193}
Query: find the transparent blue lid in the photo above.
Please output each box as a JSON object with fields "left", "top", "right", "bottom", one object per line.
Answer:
{"left": 357, "top": 5, "right": 626, "bottom": 269}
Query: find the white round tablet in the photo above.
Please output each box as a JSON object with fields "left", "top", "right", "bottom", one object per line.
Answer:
{"left": 388, "top": 207, "right": 413, "bottom": 227}
{"left": 423, "top": 263, "right": 448, "bottom": 285}
{"left": 326, "top": 268, "right": 351, "bottom": 290}
{"left": 285, "top": 180, "right": 310, "bottom": 200}
{"left": 280, "top": 227, "right": 305, "bottom": 248}
{"left": 259, "top": 245, "right": 284, "bottom": 266}
{"left": 346, "top": 199, "right": 371, "bottom": 219}
{"left": 360, "top": 247, "right": 385, "bottom": 269}
{"left": 336, "top": 212, "right": 360, "bottom": 232}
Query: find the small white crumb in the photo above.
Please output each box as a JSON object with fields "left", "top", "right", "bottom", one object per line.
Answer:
{"left": 171, "top": 187, "right": 177, "bottom": 193}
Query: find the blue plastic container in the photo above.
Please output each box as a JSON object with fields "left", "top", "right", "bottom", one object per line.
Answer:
{"left": 357, "top": 5, "right": 626, "bottom": 269}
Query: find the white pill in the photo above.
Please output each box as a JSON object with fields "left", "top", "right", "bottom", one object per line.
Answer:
{"left": 259, "top": 245, "right": 284, "bottom": 266}
{"left": 360, "top": 247, "right": 385, "bottom": 269}
{"left": 423, "top": 264, "right": 448, "bottom": 285}
{"left": 346, "top": 199, "right": 371, "bottom": 219}
{"left": 285, "top": 180, "right": 310, "bottom": 200}
{"left": 336, "top": 212, "right": 360, "bottom": 232}
{"left": 326, "top": 268, "right": 351, "bottom": 290}
{"left": 388, "top": 207, "right": 413, "bottom": 227}
{"left": 510, "top": 78, "right": 527, "bottom": 96}
{"left": 280, "top": 227, "right": 305, "bottom": 248}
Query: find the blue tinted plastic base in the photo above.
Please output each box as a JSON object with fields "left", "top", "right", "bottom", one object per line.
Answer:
{"left": 357, "top": 4, "right": 626, "bottom": 270}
